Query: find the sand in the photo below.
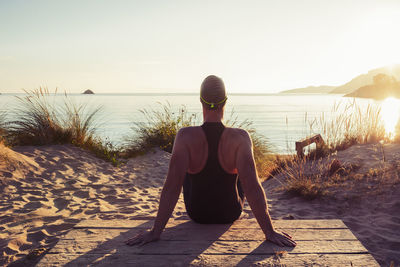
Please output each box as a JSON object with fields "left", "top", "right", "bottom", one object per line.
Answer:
{"left": 1, "top": 142, "right": 399, "bottom": 266}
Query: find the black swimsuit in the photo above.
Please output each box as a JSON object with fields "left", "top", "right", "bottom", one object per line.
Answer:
{"left": 183, "top": 122, "right": 244, "bottom": 224}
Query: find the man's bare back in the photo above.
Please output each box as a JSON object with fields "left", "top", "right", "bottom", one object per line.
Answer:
{"left": 179, "top": 126, "right": 247, "bottom": 175}
{"left": 125, "top": 75, "right": 296, "bottom": 247}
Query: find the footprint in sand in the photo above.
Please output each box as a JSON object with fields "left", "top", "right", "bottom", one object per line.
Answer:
{"left": 22, "top": 201, "right": 43, "bottom": 211}
{"left": 120, "top": 207, "right": 138, "bottom": 214}
{"left": 53, "top": 198, "right": 69, "bottom": 211}
{"left": 1, "top": 171, "right": 13, "bottom": 178}
{"left": 84, "top": 207, "right": 100, "bottom": 215}
{"left": 45, "top": 223, "right": 75, "bottom": 235}
{"left": 70, "top": 208, "right": 84, "bottom": 216}
{"left": 73, "top": 190, "right": 94, "bottom": 199}
{"left": 128, "top": 187, "right": 138, "bottom": 192}
{"left": 88, "top": 175, "right": 100, "bottom": 182}
{"left": 27, "top": 196, "right": 48, "bottom": 202}
{"left": 27, "top": 230, "right": 49, "bottom": 242}
{"left": 43, "top": 216, "right": 63, "bottom": 223}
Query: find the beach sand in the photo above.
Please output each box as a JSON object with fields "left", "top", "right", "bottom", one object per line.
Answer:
{"left": 1, "top": 142, "right": 399, "bottom": 266}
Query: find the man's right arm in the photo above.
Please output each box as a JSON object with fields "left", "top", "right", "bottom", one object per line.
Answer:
{"left": 235, "top": 130, "right": 296, "bottom": 247}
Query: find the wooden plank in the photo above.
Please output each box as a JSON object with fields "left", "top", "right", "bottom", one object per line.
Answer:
{"left": 295, "top": 134, "right": 325, "bottom": 157}
{"left": 38, "top": 253, "right": 379, "bottom": 267}
{"left": 38, "top": 219, "right": 379, "bottom": 266}
{"left": 48, "top": 239, "right": 369, "bottom": 254}
{"left": 63, "top": 228, "right": 358, "bottom": 241}
{"left": 74, "top": 219, "right": 347, "bottom": 229}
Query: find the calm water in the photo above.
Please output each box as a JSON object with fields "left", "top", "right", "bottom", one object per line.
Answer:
{"left": 0, "top": 93, "right": 375, "bottom": 153}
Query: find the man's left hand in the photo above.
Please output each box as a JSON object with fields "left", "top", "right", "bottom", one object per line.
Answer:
{"left": 125, "top": 229, "right": 160, "bottom": 246}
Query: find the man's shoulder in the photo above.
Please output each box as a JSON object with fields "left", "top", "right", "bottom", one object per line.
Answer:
{"left": 224, "top": 127, "right": 250, "bottom": 139}
{"left": 176, "top": 126, "right": 202, "bottom": 140}
{"left": 177, "top": 126, "right": 201, "bottom": 134}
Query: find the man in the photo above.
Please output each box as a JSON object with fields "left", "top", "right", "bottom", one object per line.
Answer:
{"left": 126, "top": 75, "right": 296, "bottom": 247}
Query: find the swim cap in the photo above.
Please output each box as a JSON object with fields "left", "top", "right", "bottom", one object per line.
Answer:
{"left": 200, "top": 75, "right": 227, "bottom": 109}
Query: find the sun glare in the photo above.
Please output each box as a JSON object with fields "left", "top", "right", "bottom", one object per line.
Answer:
{"left": 381, "top": 97, "right": 400, "bottom": 137}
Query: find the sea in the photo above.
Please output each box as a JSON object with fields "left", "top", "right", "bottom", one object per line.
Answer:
{"left": 0, "top": 93, "right": 382, "bottom": 153}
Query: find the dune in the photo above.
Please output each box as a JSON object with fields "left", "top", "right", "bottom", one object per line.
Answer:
{"left": 0, "top": 143, "right": 399, "bottom": 266}
{"left": 0, "top": 143, "right": 43, "bottom": 179}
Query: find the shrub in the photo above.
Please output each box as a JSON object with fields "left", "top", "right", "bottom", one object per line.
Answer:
{"left": 280, "top": 157, "right": 328, "bottom": 200}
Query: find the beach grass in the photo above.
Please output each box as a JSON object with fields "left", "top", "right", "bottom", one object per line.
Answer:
{"left": 123, "top": 102, "right": 198, "bottom": 156}
{"left": 4, "top": 88, "right": 119, "bottom": 165}
{"left": 307, "top": 100, "right": 385, "bottom": 156}
{"left": 279, "top": 100, "right": 392, "bottom": 199}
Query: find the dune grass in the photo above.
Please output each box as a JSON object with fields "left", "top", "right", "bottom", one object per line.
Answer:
{"left": 279, "top": 99, "right": 392, "bottom": 199}
{"left": 123, "top": 102, "right": 198, "bottom": 156}
{"left": 5, "top": 88, "right": 119, "bottom": 165}
{"left": 302, "top": 99, "right": 386, "bottom": 158}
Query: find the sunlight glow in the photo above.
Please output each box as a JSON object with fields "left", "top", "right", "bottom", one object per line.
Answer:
{"left": 381, "top": 97, "right": 400, "bottom": 136}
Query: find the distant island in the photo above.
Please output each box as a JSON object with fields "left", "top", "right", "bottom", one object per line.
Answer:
{"left": 83, "top": 89, "right": 94, "bottom": 94}
{"left": 279, "top": 64, "right": 400, "bottom": 100}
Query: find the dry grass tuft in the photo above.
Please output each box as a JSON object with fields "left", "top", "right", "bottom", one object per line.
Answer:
{"left": 306, "top": 99, "right": 386, "bottom": 157}
{"left": 123, "top": 102, "right": 197, "bottom": 156}
{"left": 278, "top": 100, "right": 393, "bottom": 199}
{"left": 7, "top": 88, "right": 100, "bottom": 146}
{"left": 4, "top": 88, "right": 119, "bottom": 165}
{"left": 278, "top": 157, "right": 328, "bottom": 199}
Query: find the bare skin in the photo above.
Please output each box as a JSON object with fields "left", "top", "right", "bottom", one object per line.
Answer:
{"left": 125, "top": 105, "right": 297, "bottom": 247}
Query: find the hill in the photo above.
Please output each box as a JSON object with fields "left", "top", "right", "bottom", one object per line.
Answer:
{"left": 344, "top": 73, "right": 400, "bottom": 100}
{"left": 280, "top": 85, "right": 335, "bottom": 94}
{"left": 330, "top": 65, "right": 400, "bottom": 94}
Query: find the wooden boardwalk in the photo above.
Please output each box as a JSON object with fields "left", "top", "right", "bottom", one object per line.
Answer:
{"left": 37, "top": 219, "right": 379, "bottom": 266}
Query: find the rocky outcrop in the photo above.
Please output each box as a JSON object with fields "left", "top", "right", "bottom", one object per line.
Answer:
{"left": 82, "top": 89, "right": 94, "bottom": 94}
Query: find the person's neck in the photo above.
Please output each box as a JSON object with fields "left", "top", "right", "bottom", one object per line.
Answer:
{"left": 203, "top": 111, "right": 223, "bottom": 123}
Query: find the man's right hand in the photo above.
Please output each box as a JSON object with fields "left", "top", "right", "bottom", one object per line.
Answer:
{"left": 266, "top": 230, "right": 297, "bottom": 247}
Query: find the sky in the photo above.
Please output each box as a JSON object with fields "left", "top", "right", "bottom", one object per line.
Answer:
{"left": 1, "top": 0, "right": 400, "bottom": 93}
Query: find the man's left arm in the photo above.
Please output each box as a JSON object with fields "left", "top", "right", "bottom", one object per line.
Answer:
{"left": 125, "top": 129, "right": 189, "bottom": 246}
